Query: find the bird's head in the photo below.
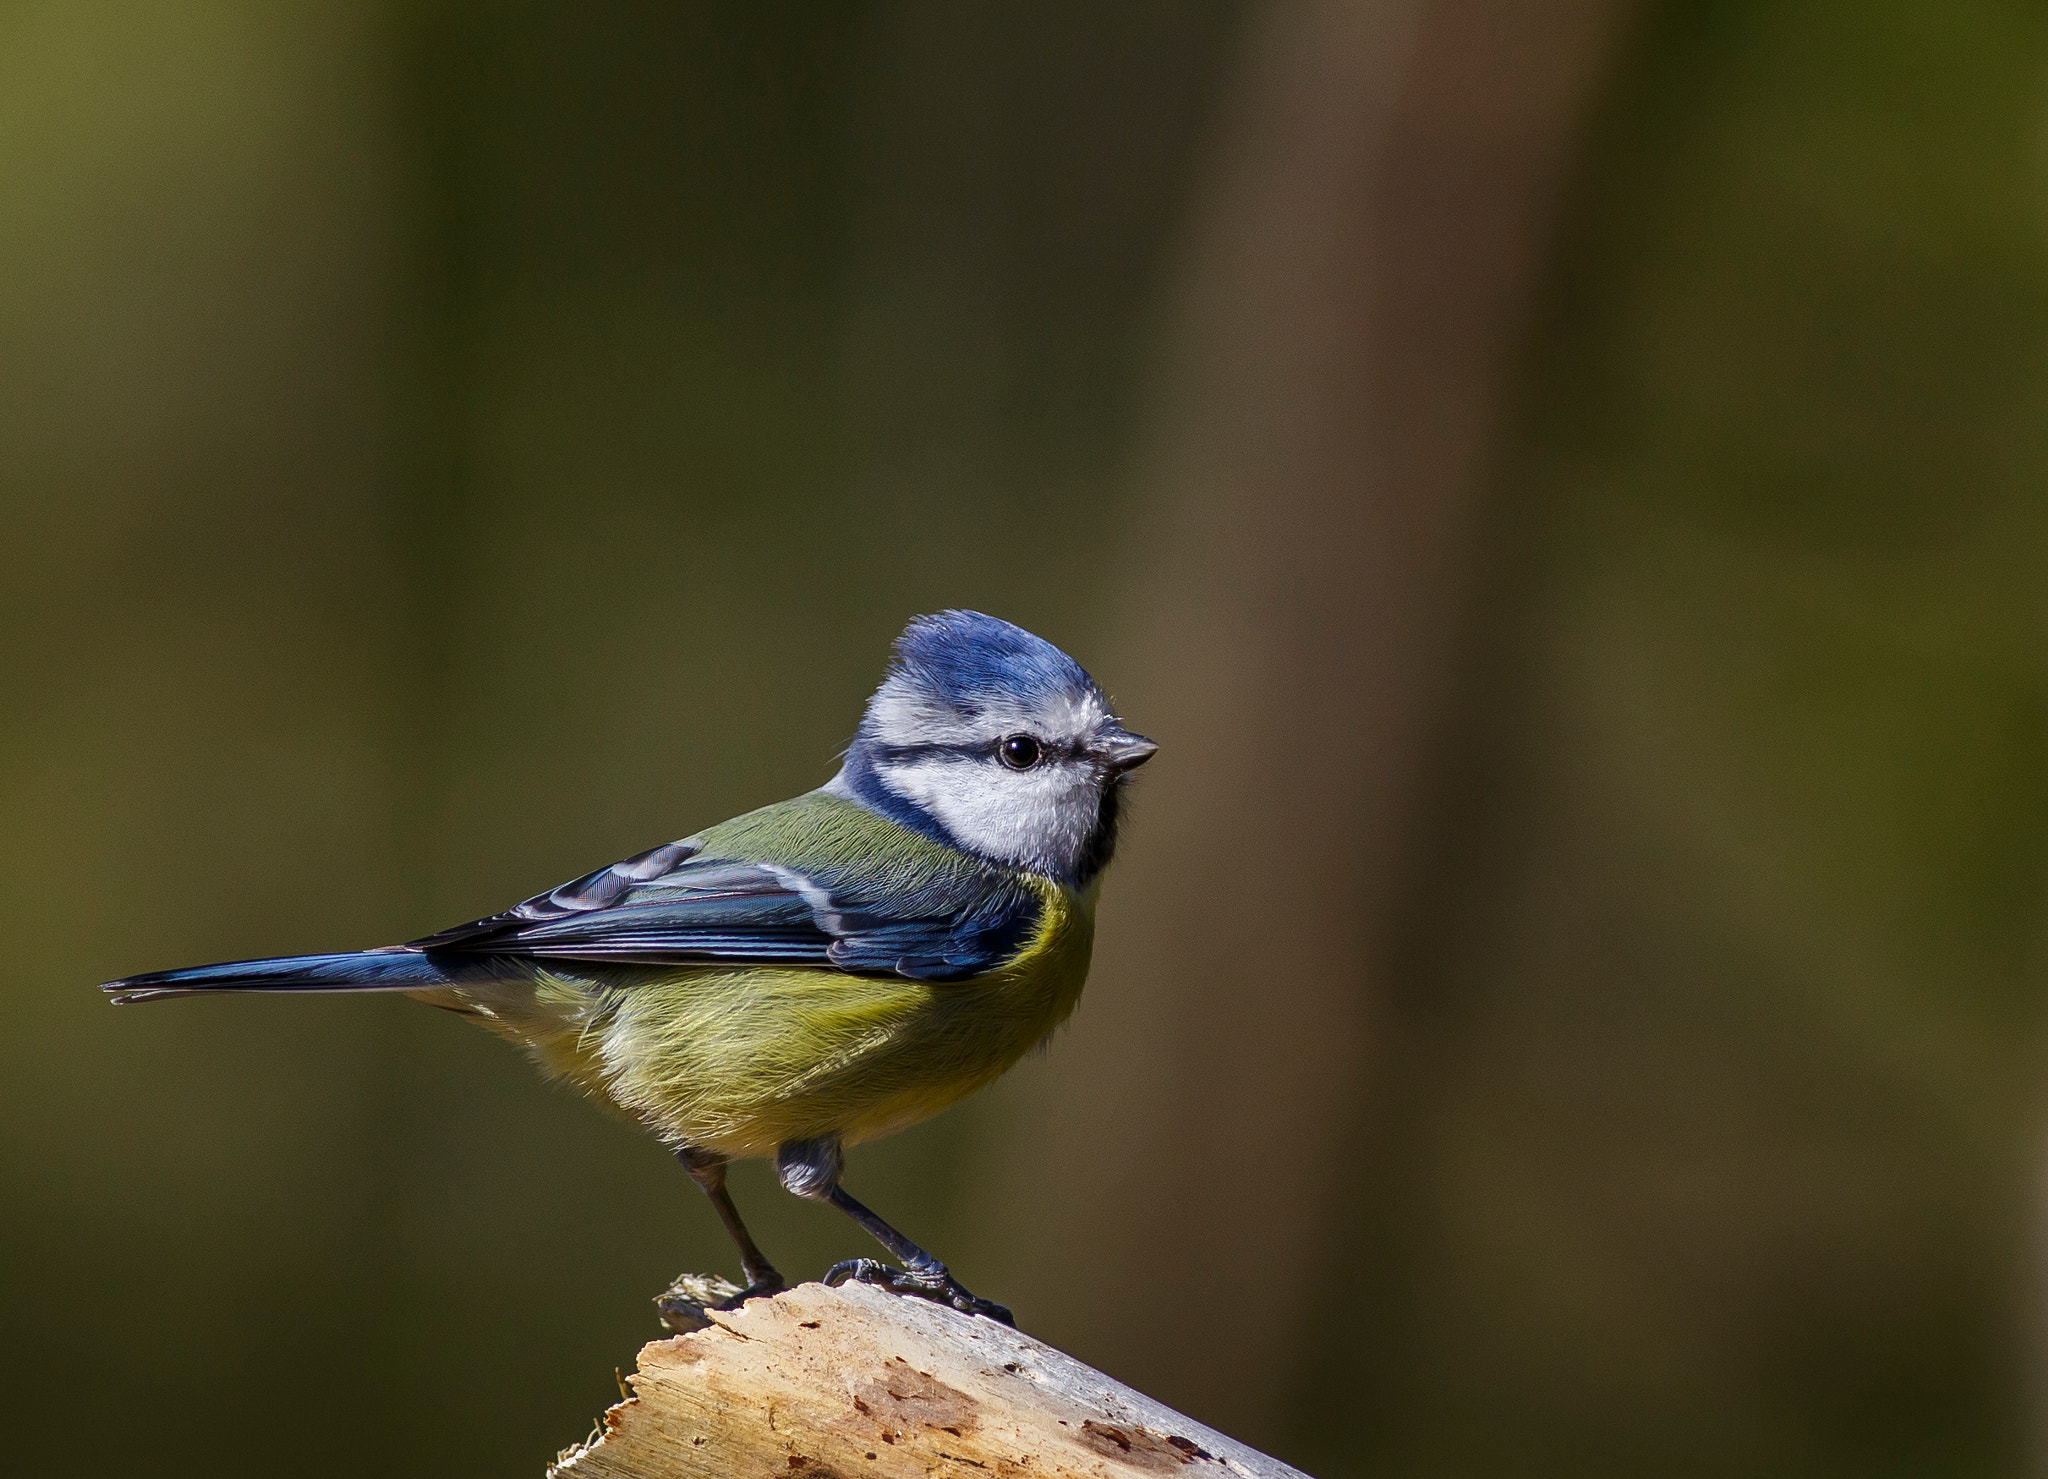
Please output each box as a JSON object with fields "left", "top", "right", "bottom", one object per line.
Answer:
{"left": 831, "top": 610, "right": 1156, "bottom": 886}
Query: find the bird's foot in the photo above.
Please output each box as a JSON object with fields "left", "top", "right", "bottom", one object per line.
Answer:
{"left": 712, "top": 1275, "right": 788, "bottom": 1311}
{"left": 655, "top": 1271, "right": 785, "bottom": 1333}
{"left": 824, "top": 1257, "right": 1013, "bottom": 1325}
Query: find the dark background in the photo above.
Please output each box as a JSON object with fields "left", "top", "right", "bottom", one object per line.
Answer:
{"left": 6, "top": 2, "right": 2048, "bottom": 1474}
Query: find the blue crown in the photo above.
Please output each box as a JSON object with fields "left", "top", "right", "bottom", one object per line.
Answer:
{"left": 884, "top": 610, "right": 1098, "bottom": 713}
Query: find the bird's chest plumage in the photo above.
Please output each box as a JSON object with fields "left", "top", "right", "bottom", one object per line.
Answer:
{"left": 553, "top": 878, "right": 1098, "bottom": 1158}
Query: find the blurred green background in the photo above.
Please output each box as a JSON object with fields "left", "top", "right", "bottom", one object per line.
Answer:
{"left": 6, "top": 2, "right": 2048, "bottom": 1474}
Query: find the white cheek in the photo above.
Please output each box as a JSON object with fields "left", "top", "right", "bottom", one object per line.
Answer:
{"left": 878, "top": 757, "right": 1093, "bottom": 872}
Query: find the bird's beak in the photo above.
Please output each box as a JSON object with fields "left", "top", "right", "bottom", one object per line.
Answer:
{"left": 1099, "top": 730, "right": 1159, "bottom": 772}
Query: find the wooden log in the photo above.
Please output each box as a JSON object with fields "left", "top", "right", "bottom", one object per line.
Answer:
{"left": 549, "top": 1275, "right": 1314, "bottom": 1478}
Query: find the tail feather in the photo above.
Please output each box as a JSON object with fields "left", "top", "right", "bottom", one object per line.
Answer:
{"left": 102, "top": 949, "right": 469, "bottom": 1005}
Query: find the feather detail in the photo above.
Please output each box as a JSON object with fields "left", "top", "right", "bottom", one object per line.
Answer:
{"left": 102, "top": 949, "right": 476, "bottom": 1004}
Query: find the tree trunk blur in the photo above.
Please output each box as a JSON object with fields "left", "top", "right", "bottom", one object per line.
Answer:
{"left": 971, "top": 0, "right": 1630, "bottom": 1458}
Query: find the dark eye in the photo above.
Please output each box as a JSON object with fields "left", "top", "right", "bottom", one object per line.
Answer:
{"left": 999, "top": 734, "right": 1042, "bottom": 770}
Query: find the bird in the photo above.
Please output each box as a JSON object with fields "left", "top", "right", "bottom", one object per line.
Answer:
{"left": 102, "top": 610, "right": 1156, "bottom": 1325}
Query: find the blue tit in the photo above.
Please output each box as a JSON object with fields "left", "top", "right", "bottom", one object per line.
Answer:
{"left": 104, "top": 610, "right": 1156, "bottom": 1323}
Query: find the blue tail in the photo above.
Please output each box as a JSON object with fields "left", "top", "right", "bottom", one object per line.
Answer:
{"left": 102, "top": 949, "right": 470, "bottom": 1005}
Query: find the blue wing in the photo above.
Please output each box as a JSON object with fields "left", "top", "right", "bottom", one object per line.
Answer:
{"left": 406, "top": 838, "right": 1040, "bottom": 984}
{"left": 104, "top": 798, "right": 1042, "bottom": 1002}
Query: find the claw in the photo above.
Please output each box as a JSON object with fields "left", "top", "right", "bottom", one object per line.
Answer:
{"left": 655, "top": 1271, "right": 786, "bottom": 1334}
{"left": 711, "top": 1277, "right": 787, "bottom": 1311}
{"left": 824, "top": 1257, "right": 1014, "bottom": 1325}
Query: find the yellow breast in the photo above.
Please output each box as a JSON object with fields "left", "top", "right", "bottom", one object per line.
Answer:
{"left": 451, "top": 876, "right": 1098, "bottom": 1159}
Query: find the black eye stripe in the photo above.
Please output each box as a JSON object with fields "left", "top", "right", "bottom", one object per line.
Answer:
{"left": 872, "top": 741, "right": 986, "bottom": 763}
{"left": 872, "top": 737, "right": 1077, "bottom": 765}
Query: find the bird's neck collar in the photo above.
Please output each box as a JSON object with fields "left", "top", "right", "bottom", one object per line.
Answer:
{"left": 826, "top": 745, "right": 973, "bottom": 857}
{"left": 825, "top": 744, "right": 1119, "bottom": 891}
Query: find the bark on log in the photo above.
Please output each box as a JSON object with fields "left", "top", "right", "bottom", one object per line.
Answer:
{"left": 549, "top": 1276, "right": 1313, "bottom": 1478}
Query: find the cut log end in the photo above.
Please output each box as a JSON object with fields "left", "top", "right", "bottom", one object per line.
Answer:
{"left": 549, "top": 1275, "right": 1312, "bottom": 1479}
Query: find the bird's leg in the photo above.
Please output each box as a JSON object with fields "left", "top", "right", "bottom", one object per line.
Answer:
{"left": 775, "top": 1137, "right": 1013, "bottom": 1325}
{"left": 675, "top": 1145, "right": 786, "bottom": 1306}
